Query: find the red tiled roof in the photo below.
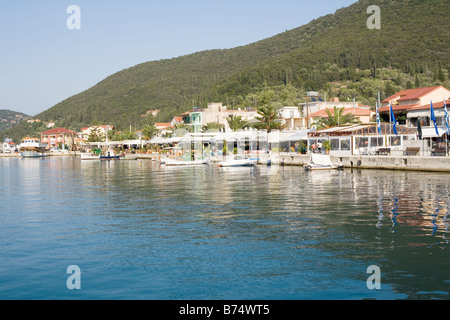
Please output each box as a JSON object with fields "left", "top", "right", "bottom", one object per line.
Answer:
{"left": 155, "top": 123, "right": 173, "bottom": 129}
{"left": 409, "top": 100, "right": 449, "bottom": 111}
{"left": 40, "top": 127, "right": 77, "bottom": 135}
{"left": 378, "top": 104, "right": 418, "bottom": 113}
{"left": 382, "top": 86, "right": 443, "bottom": 103}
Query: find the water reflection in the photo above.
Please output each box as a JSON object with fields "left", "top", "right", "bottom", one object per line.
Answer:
{"left": 0, "top": 157, "right": 449, "bottom": 299}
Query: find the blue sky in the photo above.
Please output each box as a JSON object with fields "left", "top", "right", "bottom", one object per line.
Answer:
{"left": 0, "top": 0, "right": 357, "bottom": 116}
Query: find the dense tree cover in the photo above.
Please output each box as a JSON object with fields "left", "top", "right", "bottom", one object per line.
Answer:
{"left": 1, "top": 0, "right": 449, "bottom": 143}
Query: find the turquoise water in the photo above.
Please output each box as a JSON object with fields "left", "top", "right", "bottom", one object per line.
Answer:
{"left": 0, "top": 157, "right": 448, "bottom": 300}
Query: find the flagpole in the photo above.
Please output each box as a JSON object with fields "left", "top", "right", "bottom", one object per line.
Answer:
{"left": 445, "top": 98, "right": 449, "bottom": 157}
{"left": 389, "top": 102, "right": 392, "bottom": 146}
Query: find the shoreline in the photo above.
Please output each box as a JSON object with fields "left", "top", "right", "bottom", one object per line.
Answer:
{"left": 1, "top": 152, "right": 450, "bottom": 172}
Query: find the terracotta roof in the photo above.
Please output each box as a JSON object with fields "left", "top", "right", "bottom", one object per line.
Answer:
{"left": 155, "top": 123, "right": 173, "bottom": 129}
{"left": 378, "top": 104, "right": 418, "bottom": 113}
{"left": 409, "top": 100, "right": 449, "bottom": 111}
{"left": 382, "top": 86, "right": 444, "bottom": 103}
{"left": 40, "top": 127, "right": 77, "bottom": 135}
{"left": 309, "top": 107, "right": 373, "bottom": 118}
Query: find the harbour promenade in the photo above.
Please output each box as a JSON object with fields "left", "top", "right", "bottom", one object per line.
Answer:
{"left": 277, "top": 153, "right": 450, "bottom": 172}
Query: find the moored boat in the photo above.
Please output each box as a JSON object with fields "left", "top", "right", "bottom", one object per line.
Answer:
{"left": 19, "top": 137, "right": 48, "bottom": 158}
{"left": 165, "top": 157, "right": 210, "bottom": 166}
{"left": 304, "top": 154, "right": 342, "bottom": 171}
{"left": 100, "top": 148, "right": 120, "bottom": 161}
{"left": 218, "top": 155, "right": 257, "bottom": 167}
{"left": 81, "top": 153, "right": 101, "bottom": 160}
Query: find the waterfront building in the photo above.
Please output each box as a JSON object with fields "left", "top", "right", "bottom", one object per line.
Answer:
{"left": 308, "top": 107, "right": 375, "bottom": 127}
{"left": 298, "top": 93, "right": 369, "bottom": 129}
{"left": 406, "top": 100, "right": 449, "bottom": 134}
{"left": 2, "top": 139, "right": 17, "bottom": 153}
{"left": 155, "top": 123, "right": 174, "bottom": 136}
{"left": 40, "top": 127, "right": 77, "bottom": 150}
{"left": 182, "top": 103, "right": 259, "bottom": 133}
{"left": 379, "top": 86, "right": 450, "bottom": 124}
{"left": 308, "top": 123, "right": 417, "bottom": 156}
{"left": 380, "top": 86, "right": 450, "bottom": 110}
{"left": 80, "top": 125, "right": 115, "bottom": 141}
{"left": 278, "top": 106, "right": 303, "bottom": 130}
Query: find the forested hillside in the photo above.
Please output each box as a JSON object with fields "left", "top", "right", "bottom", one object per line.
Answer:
{"left": 2, "top": 0, "right": 449, "bottom": 142}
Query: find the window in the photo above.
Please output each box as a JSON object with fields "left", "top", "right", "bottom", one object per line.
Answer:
{"left": 390, "top": 136, "right": 401, "bottom": 146}
{"left": 341, "top": 138, "right": 351, "bottom": 151}
{"left": 370, "top": 137, "right": 384, "bottom": 148}
{"left": 330, "top": 138, "right": 340, "bottom": 150}
{"left": 355, "top": 137, "right": 369, "bottom": 149}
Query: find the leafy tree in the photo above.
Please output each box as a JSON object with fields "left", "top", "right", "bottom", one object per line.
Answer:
{"left": 141, "top": 124, "right": 158, "bottom": 140}
{"left": 87, "top": 126, "right": 105, "bottom": 142}
{"left": 253, "top": 104, "right": 285, "bottom": 133}
{"left": 123, "top": 130, "right": 138, "bottom": 140}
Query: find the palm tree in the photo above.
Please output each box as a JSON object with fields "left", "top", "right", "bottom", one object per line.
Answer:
{"left": 142, "top": 124, "right": 158, "bottom": 140}
{"left": 253, "top": 104, "right": 285, "bottom": 133}
{"left": 202, "top": 122, "right": 223, "bottom": 133}
{"left": 226, "top": 115, "right": 249, "bottom": 132}
{"left": 312, "top": 107, "right": 361, "bottom": 129}
{"left": 172, "top": 123, "right": 192, "bottom": 137}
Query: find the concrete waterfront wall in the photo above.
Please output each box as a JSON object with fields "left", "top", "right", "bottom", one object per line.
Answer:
{"left": 337, "top": 155, "right": 450, "bottom": 172}
{"left": 276, "top": 153, "right": 450, "bottom": 172}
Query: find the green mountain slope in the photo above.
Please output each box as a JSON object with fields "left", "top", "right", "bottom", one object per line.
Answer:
{"left": 2, "top": 0, "right": 449, "bottom": 142}
{"left": 0, "top": 110, "right": 30, "bottom": 133}
{"left": 206, "top": 0, "right": 450, "bottom": 103}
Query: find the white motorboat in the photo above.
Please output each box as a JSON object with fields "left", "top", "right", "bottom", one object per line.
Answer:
{"left": 218, "top": 155, "right": 258, "bottom": 167}
{"left": 80, "top": 153, "right": 101, "bottom": 160}
{"left": 81, "top": 148, "right": 101, "bottom": 160}
{"left": 19, "top": 137, "right": 48, "bottom": 158}
{"left": 304, "top": 154, "right": 341, "bottom": 171}
{"left": 165, "top": 157, "right": 210, "bottom": 166}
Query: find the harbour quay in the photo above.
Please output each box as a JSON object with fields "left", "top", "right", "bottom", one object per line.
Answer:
{"left": 277, "top": 153, "right": 450, "bottom": 172}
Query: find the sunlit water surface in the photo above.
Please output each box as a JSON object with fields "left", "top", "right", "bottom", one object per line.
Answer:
{"left": 0, "top": 157, "right": 448, "bottom": 300}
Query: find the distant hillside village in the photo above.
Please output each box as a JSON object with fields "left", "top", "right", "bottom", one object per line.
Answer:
{"left": 2, "top": 86, "right": 450, "bottom": 157}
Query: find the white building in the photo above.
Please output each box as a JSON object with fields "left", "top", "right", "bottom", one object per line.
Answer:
{"left": 187, "top": 103, "right": 259, "bottom": 133}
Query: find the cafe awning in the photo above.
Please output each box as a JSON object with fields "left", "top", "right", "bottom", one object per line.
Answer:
{"left": 422, "top": 127, "right": 446, "bottom": 138}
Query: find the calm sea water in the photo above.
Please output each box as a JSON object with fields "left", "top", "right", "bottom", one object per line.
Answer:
{"left": 0, "top": 157, "right": 448, "bottom": 300}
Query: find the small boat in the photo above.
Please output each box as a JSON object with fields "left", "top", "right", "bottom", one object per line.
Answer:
{"left": 121, "top": 154, "right": 138, "bottom": 160}
{"left": 19, "top": 137, "right": 48, "bottom": 158}
{"left": 304, "top": 154, "right": 341, "bottom": 171}
{"left": 218, "top": 155, "right": 257, "bottom": 167}
{"left": 165, "top": 157, "right": 210, "bottom": 166}
{"left": 81, "top": 148, "right": 101, "bottom": 160}
{"left": 81, "top": 153, "right": 101, "bottom": 160}
{"left": 100, "top": 148, "right": 120, "bottom": 161}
